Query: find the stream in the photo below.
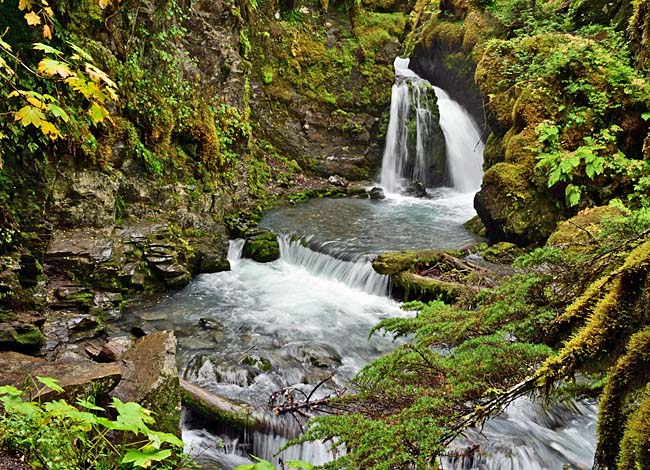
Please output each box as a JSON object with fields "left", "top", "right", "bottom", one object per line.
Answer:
{"left": 124, "top": 57, "right": 597, "bottom": 469}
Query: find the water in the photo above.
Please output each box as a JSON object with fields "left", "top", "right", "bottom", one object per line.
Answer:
{"left": 261, "top": 189, "right": 479, "bottom": 260}
{"left": 379, "top": 57, "right": 484, "bottom": 194}
{"left": 434, "top": 86, "right": 484, "bottom": 193}
{"left": 441, "top": 397, "right": 597, "bottom": 470}
{"left": 380, "top": 57, "right": 444, "bottom": 193}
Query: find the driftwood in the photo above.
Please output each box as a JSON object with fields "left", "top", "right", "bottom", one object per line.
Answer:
{"left": 269, "top": 375, "right": 349, "bottom": 431}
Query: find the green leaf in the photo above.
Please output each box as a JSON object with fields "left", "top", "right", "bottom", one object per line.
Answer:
{"left": 0, "top": 385, "right": 23, "bottom": 397}
{"left": 110, "top": 397, "right": 155, "bottom": 434}
{"left": 36, "top": 376, "right": 65, "bottom": 392}
{"left": 288, "top": 459, "right": 314, "bottom": 469}
{"left": 32, "top": 42, "right": 63, "bottom": 55}
{"left": 147, "top": 430, "right": 184, "bottom": 449}
{"left": 77, "top": 398, "right": 105, "bottom": 411}
{"left": 88, "top": 101, "right": 109, "bottom": 124}
{"left": 47, "top": 103, "right": 70, "bottom": 122}
{"left": 565, "top": 184, "right": 581, "bottom": 207}
{"left": 548, "top": 168, "right": 563, "bottom": 187}
{"left": 235, "top": 456, "right": 276, "bottom": 470}
{"left": 68, "top": 42, "right": 93, "bottom": 61}
{"left": 121, "top": 448, "right": 172, "bottom": 467}
{"left": 642, "top": 112, "right": 650, "bottom": 122}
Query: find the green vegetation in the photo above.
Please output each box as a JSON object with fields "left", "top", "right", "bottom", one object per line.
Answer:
{"left": 0, "top": 377, "right": 184, "bottom": 469}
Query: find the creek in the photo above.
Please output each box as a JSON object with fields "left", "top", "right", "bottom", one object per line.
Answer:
{"left": 124, "top": 58, "right": 596, "bottom": 469}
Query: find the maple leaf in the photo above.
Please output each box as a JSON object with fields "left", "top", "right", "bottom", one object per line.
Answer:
{"left": 17, "top": 0, "right": 32, "bottom": 10}
{"left": 40, "top": 120, "right": 62, "bottom": 139}
{"left": 47, "top": 103, "right": 70, "bottom": 122}
{"left": 88, "top": 101, "right": 109, "bottom": 124}
{"left": 24, "top": 11, "right": 41, "bottom": 25}
{"left": 14, "top": 105, "right": 45, "bottom": 127}
{"left": 38, "top": 58, "right": 74, "bottom": 78}
{"left": 33, "top": 43, "right": 62, "bottom": 56}
{"left": 26, "top": 96, "right": 45, "bottom": 108}
{"left": 42, "top": 24, "right": 52, "bottom": 39}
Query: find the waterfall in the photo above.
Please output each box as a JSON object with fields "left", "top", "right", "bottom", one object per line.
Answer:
{"left": 278, "top": 236, "right": 390, "bottom": 296}
{"left": 434, "top": 87, "right": 484, "bottom": 193}
{"left": 227, "top": 238, "right": 245, "bottom": 263}
{"left": 380, "top": 57, "right": 484, "bottom": 194}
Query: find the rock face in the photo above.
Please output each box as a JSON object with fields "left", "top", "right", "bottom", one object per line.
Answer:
{"left": 111, "top": 331, "right": 181, "bottom": 436}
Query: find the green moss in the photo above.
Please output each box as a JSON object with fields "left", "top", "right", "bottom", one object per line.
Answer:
{"left": 482, "top": 242, "right": 525, "bottom": 264}
{"left": 372, "top": 250, "right": 443, "bottom": 275}
{"left": 243, "top": 232, "right": 280, "bottom": 263}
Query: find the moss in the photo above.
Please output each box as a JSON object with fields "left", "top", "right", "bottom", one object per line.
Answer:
{"left": 372, "top": 250, "right": 443, "bottom": 275}
{"left": 596, "top": 327, "right": 650, "bottom": 469}
{"left": 395, "top": 271, "right": 471, "bottom": 303}
{"left": 180, "top": 387, "right": 253, "bottom": 430}
{"left": 547, "top": 206, "right": 622, "bottom": 254}
{"left": 482, "top": 242, "right": 525, "bottom": 264}
{"left": 243, "top": 231, "right": 280, "bottom": 263}
{"left": 617, "top": 385, "right": 650, "bottom": 470}
{"left": 463, "top": 215, "right": 486, "bottom": 237}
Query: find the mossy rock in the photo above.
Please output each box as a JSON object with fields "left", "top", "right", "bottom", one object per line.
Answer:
{"left": 475, "top": 162, "right": 560, "bottom": 245}
{"left": 464, "top": 215, "right": 486, "bottom": 238}
{"left": 0, "top": 322, "right": 45, "bottom": 352}
{"left": 243, "top": 231, "right": 280, "bottom": 263}
{"left": 372, "top": 250, "right": 443, "bottom": 275}
{"left": 546, "top": 206, "right": 623, "bottom": 255}
{"left": 482, "top": 242, "right": 525, "bottom": 264}
{"left": 394, "top": 271, "right": 471, "bottom": 303}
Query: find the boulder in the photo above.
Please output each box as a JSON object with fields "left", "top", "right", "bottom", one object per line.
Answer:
{"left": 474, "top": 162, "right": 560, "bottom": 245}
{"left": 0, "top": 351, "right": 122, "bottom": 402}
{"left": 482, "top": 242, "right": 525, "bottom": 264}
{"left": 110, "top": 331, "right": 181, "bottom": 436}
{"left": 242, "top": 231, "right": 280, "bottom": 263}
{"left": 368, "top": 187, "right": 386, "bottom": 200}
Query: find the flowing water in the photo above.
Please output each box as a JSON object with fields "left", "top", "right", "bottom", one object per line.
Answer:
{"left": 123, "top": 57, "right": 597, "bottom": 469}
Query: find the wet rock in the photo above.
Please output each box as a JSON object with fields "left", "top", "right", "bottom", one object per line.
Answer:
{"left": 369, "top": 187, "right": 386, "bottom": 200}
{"left": 131, "top": 320, "right": 158, "bottom": 338}
{"left": 111, "top": 331, "right": 181, "bottom": 436}
{"left": 464, "top": 215, "right": 487, "bottom": 238}
{"left": 243, "top": 231, "right": 280, "bottom": 263}
{"left": 281, "top": 342, "right": 342, "bottom": 369}
{"left": 198, "top": 318, "right": 224, "bottom": 330}
{"left": 405, "top": 181, "right": 427, "bottom": 198}
{"left": 328, "top": 175, "right": 349, "bottom": 187}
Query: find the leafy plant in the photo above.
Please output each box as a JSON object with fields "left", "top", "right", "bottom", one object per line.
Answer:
{"left": 0, "top": 377, "right": 185, "bottom": 469}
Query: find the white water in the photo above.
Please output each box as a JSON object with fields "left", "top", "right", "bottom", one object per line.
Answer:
{"left": 434, "top": 86, "right": 484, "bottom": 193}
{"left": 441, "top": 396, "right": 597, "bottom": 470}
{"left": 380, "top": 57, "right": 484, "bottom": 194}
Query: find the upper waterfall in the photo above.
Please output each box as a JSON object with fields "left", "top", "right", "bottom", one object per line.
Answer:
{"left": 434, "top": 86, "right": 484, "bottom": 193}
{"left": 380, "top": 57, "right": 484, "bottom": 194}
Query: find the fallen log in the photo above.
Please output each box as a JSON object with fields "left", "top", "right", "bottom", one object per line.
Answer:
{"left": 180, "top": 378, "right": 259, "bottom": 431}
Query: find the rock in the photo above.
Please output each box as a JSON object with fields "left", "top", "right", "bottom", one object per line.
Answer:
{"left": 373, "top": 250, "right": 443, "bottom": 275}
{"left": 474, "top": 162, "right": 560, "bottom": 245}
{"left": 0, "top": 351, "right": 122, "bottom": 402}
{"left": 368, "top": 187, "right": 386, "bottom": 200}
{"left": 482, "top": 242, "right": 525, "bottom": 264}
{"left": 464, "top": 215, "right": 487, "bottom": 238}
{"left": 405, "top": 181, "right": 427, "bottom": 198}
{"left": 546, "top": 206, "right": 623, "bottom": 255}
{"left": 111, "top": 331, "right": 181, "bottom": 436}
{"left": 281, "top": 342, "right": 342, "bottom": 369}
{"left": 242, "top": 231, "right": 280, "bottom": 263}
{"left": 131, "top": 320, "right": 158, "bottom": 338}
{"left": 198, "top": 318, "right": 224, "bottom": 330}
{"left": 0, "top": 320, "right": 45, "bottom": 353}
{"left": 328, "top": 175, "right": 349, "bottom": 187}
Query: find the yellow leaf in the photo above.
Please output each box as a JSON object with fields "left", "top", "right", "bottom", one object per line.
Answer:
{"left": 97, "top": 0, "right": 111, "bottom": 8}
{"left": 18, "top": 0, "right": 32, "bottom": 10}
{"left": 26, "top": 96, "right": 45, "bottom": 108}
{"left": 24, "top": 11, "right": 41, "bottom": 25}
{"left": 44, "top": 7, "right": 54, "bottom": 16}
{"left": 40, "top": 120, "right": 62, "bottom": 140}
{"left": 38, "top": 58, "right": 73, "bottom": 78}
{"left": 7, "top": 90, "right": 22, "bottom": 98}
{"left": 42, "top": 24, "right": 52, "bottom": 39}
{"left": 14, "top": 105, "right": 45, "bottom": 128}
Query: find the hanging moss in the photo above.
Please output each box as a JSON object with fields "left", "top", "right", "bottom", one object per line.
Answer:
{"left": 617, "top": 385, "right": 650, "bottom": 470}
{"left": 596, "top": 327, "right": 650, "bottom": 469}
